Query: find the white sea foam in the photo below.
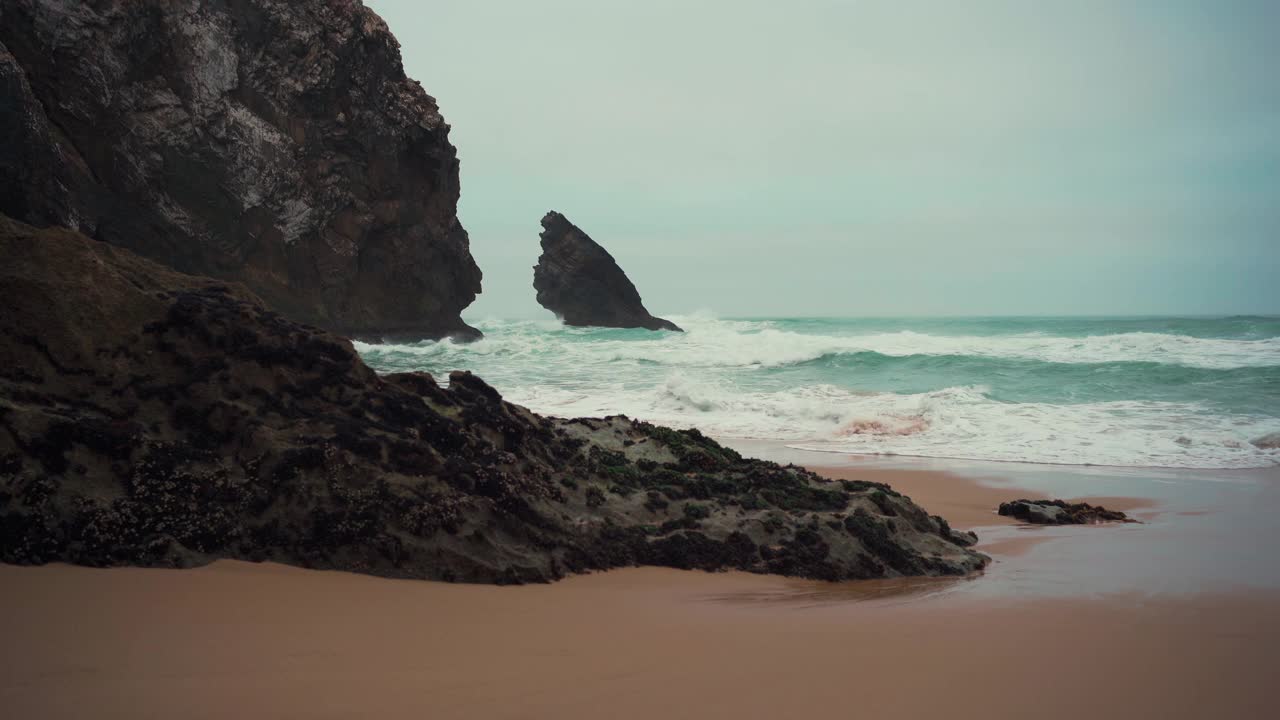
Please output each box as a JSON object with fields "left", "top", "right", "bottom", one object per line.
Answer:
{"left": 499, "top": 378, "right": 1280, "bottom": 469}
{"left": 355, "top": 316, "right": 1280, "bottom": 470}
{"left": 642, "top": 318, "right": 1280, "bottom": 370}
{"left": 358, "top": 315, "right": 1280, "bottom": 371}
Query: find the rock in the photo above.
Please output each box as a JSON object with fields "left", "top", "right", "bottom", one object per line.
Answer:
{"left": 0, "top": 0, "right": 481, "bottom": 340}
{"left": 0, "top": 215, "right": 987, "bottom": 583}
{"left": 533, "top": 211, "right": 681, "bottom": 331}
{"left": 997, "top": 499, "right": 1135, "bottom": 525}
{"left": 1250, "top": 432, "right": 1280, "bottom": 450}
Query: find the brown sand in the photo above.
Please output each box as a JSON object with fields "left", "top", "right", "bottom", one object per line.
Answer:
{"left": 0, "top": 464, "right": 1268, "bottom": 719}
{"left": 818, "top": 464, "right": 1153, "bottom": 529}
{"left": 1, "top": 561, "right": 1276, "bottom": 720}
{"left": 816, "top": 466, "right": 1158, "bottom": 559}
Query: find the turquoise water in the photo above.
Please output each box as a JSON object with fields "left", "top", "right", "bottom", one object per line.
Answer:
{"left": 357, "top": 315, "right": 1280, "bottom": 469}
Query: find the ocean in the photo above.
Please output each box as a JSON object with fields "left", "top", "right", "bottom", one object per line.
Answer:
{"left": 355, "top": 315, "right": 1280, "bottom": 470}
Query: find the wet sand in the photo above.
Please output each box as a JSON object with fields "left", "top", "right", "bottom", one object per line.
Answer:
{"left": 1, "top": 561, "right": 1276, "bottom": 719}
{"left": 810, "top": 464, "right": 1156, "bottom": 559}
{"left": 2, "top": 454, "right": 1278, "bottom": 719}
{"left": 814, "top": 463, "right": 1152, "bottom": 530}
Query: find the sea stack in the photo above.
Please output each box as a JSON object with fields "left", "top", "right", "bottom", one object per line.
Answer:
{"left": 533, "top": 211, "right": 682, "bottom": 331}
{"left": 0, "top": 0, "right": 482, "bottom": 340}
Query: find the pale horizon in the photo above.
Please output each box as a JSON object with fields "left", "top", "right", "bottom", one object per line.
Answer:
{"left": 370, "top": 0, "right": 1280, "bottom": 319}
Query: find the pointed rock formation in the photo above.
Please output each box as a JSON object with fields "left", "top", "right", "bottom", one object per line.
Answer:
{"left": 0, "top": 0, "right": 482, "bottom": 340}
{"left": 533, "top": 211, "right": 681, "bottom": 332}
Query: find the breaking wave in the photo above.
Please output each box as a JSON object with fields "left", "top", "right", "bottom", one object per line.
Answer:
{"left": 356, "top": 314, "right": 1280, "bottom": 469}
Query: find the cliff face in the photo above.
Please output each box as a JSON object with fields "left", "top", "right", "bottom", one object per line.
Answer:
{"left": 533, "top": 211, "right": 682, "bottom": 332}
{"left": 0, "top": 0, "right": 481, "bottom": 340}
{"left": 0, "top": 216, "right": 986, "bottom": 583}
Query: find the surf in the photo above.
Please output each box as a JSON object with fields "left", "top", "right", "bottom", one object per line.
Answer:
{"left": 356, "top": 315, "right": 1280, "bottom": 470}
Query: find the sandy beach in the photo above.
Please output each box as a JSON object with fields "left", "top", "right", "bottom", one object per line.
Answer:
{"left": 3, "top": 0, "right": 1276, "bottom": 717}
{"left": 813, "top": 463, "right": 1153, "bottom": 529}
{"left": 3, "top": 452, "right": 1277, "bottom": 720}
{"left": 2, "top": 561, "right": 1277, "bottom": 720}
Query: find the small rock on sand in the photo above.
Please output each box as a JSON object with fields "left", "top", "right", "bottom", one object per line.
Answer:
{"left": 998, "top": 499, "right": 1135, "bottom": 525}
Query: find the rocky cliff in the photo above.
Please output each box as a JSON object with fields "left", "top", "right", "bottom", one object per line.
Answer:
{"left": 0, "top": 0, "right": 481, "bottom": 340}
{"left": 533, "top": 211, "right": 682, "bottom": 331}
{"left": 0, "top": 216, "right": 986, "bottom": 583}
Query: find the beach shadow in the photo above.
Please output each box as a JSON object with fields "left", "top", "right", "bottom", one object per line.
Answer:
{"left": 699, "top": 573, "right": 974, "bottom": 609}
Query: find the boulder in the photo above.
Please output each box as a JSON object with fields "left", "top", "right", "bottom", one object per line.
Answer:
{"left": 998, "top": 499, "right": 1135, "bottom": 525}
{"left": 0, "top": 0, "right": 481, "bottom": 340}
{"left": 0, "top": 216, "right": 986, "bottom": 583}
{"left": 533, "top": 211, "right": 681, "bottom": 331}
{"left": 1250, "top": 432, "right": 1280, "bottom": 450}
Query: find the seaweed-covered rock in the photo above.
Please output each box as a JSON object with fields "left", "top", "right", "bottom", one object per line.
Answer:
{"left": 0, "top": 0, "right": 481, "bottom": 340}
{"left": 0, "top": 216, "right": 986, "bottom": 583}
{"left": 533, "top": 211, "right": 681, "bottom": 332}
{"left": 998, "top": 499, "right": 1135, "bottom": 525}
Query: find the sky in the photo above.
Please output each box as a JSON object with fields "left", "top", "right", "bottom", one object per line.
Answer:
{"left": 368, "top": 0, "right": 1280, "bottom": 319}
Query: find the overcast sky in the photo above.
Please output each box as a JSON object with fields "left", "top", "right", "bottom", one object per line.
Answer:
{"left": 368, "top": 0, "right": 1280, "bottom": 318}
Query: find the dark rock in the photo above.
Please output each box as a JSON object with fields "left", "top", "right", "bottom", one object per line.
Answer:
{"left": 1250, "top": 432, "right": 1280, "bottom": 450}
{"left": 997, "top": 499, "right": 1136, "bottom": 525}
{"left": 0, "top": 0, "right": 481, "bottom": 340}
{"left": 533, "top": 211, "right": 681, "bottom": 331}
{"left": 0, "top": 216, "right": 987, "bottom": 583}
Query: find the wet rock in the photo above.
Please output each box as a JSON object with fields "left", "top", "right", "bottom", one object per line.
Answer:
{"left": 0, "top": 216, "right": 987, "bottom": 583}
{"left": 948, "top": 529, "right": 980, "bottom": 547}
{"left": 1250, "top": 432, "right": 1280, "bottom": 450}
{"left": 998, "top": 499, "right": 1135, "bottom": 525}
{"left": 0, "top": 0, "right": 481, "bottom": 340}
{"left": 533, "top": 211, "right": 681, "bottom": 331}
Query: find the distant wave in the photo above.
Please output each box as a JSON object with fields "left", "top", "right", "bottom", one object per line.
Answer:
{"left": 635, "top": 323, "right": 1280, "bottom": 370}
{"left": 360, "top": 317, "right": 1280, "bottom": 371}
{"left": 788, "top": 331, "right": 1280, "bottom": 371}
{"left": 356, "top": 316, "right": 1280, "bottom": 470}
{"left": 795, "top": 348, "right": 1276, "bottom": 379}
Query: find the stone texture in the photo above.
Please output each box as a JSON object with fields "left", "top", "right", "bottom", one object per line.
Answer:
{"left": 534, "top": 211, "right": 681, "bottom": 331}
{"left": 0, "top": 216, "right": 987, "bottom": 583}
{"left": 1250, "top": 432, "right": 1280, "bottom": 450}
{"left": 998, "top": 499, "right": 1135, "bottom": 525}
{"left": 0, "top": 0, "right": 481, "bottom": 340}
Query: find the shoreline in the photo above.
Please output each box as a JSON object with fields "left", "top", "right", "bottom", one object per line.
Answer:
{"left": 778, "top": 444, "right": 1280, "bottom": 597}
{"left": 808, "top": 463, "right": 1154, "bottom": 530}
{"left": 812, "top": 463, "right": 1155, "bottom": 562}
{"left": 3, "top": 451, "right": 1277, "bottom": 718}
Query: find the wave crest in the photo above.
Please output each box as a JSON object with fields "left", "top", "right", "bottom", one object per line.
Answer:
{"left": 356, "top": 317, "right": 1280, "bottom": 469}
